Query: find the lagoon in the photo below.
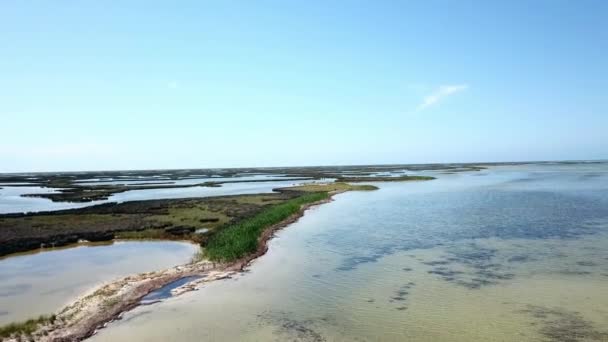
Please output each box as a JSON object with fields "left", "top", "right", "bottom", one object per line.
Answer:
{"left": 0, "top": 241, "right": 198, "bottom": 325}
{"left": 0, "top": 177, "right": 325, "bottom": 214}
{"left": 91, "top": 163, "right": 608, "bottom": 341}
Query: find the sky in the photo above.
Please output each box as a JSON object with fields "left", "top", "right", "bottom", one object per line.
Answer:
{"left": 1, "top": 1, "right": 607, "bottom": 172}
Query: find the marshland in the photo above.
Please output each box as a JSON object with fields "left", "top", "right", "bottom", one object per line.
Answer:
{"left": 1, "top": 162, "right": 607, "bottom": 341}
{"left": 3, "top": 0, "right": 607, "bottom": 340}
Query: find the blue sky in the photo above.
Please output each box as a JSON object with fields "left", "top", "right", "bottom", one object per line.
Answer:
{"left": 1, "top": 1, "right": 606, "bottom": 172}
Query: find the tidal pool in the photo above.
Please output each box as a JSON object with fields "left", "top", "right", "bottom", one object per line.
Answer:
{"left": 73, "top": 174, "right": 302, "bottom": 186}
{"left": 105, "top": 178, "right": 323, "bottom": 202}
{"left": 0, "top": 241, "right": 199, "bottom": 325}
{"left": 91, "top": 163, "right": 608, "bottom": 341}
{"left": 0, "top": 178, "right": 324, "bottom": 214}
{"left": 0, "top": 186, "right": 98, "bottom": 214}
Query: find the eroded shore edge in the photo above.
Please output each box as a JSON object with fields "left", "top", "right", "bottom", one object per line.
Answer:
{"left": 8, "top": 193, "right": 337, "bottom": 342}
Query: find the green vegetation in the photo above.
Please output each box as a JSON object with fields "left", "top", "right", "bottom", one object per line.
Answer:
{"left": 0, "top": 169, "right": 437, "bottom": 258}
{"left": 0, "top": 314, "right": 56, "bottom": 338}
{"left": 0, "top": 193, "right": 301, "bottom": 257}
{"left": 0, "top": 164, "right": 485, "bottom": 203}
{"left": 21, "top": 178, "right": 312, "bottom": 203}
{"left": 205, "top": 192, "right": 329, "bottom": 262}
{"left": 336, "top": 175, "right": 435, "bottom": 182}
{"left": 278, "top": 182, "right": 378, "bottom": 192}
{"left": 21, "top": 182, "right": 222, "bottom": 203}
{"left": 115, "top": 229, "right": 181, "bottom": 240}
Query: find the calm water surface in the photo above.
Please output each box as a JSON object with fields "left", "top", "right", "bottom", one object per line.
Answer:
{"left": 0, "top": 178, "right": 323, "bottom": 214}
{"left": 91, "top": 164, "right": 608, "bottom": 341}
{"left": 0, "top": 241, "right": 198, "bottom": 324}
{"left": 0, "top": 186, "right": 97, "bottom": 214}
{"left": 73, "top": 174, "right": 299, "bottom": 186}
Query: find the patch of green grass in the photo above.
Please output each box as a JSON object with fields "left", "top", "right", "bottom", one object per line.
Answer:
{"left": 282, "top": 182, "right": 378, "bottom": 192}
{"left": 171, "top": 206, "right": 228, "bottom": 227}
{"left": 231, "top": 194, "right": 287, "bottom": 205}
{"left": 336, "top": 175, "right": 435, "bottom": 182}
{"left": 115, "top": 229, "right": 176, "bottom": 240}
{"left": 204, "top": 192, "right": 329, "bottom": 262}
{"left": 0, "top": 314, "right": 56, "bottom": 338}
{"left": 101, "top": 297, "right": 120, "bottom": 309}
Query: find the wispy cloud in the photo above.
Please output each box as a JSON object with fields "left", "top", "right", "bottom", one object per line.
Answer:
{"left": 417, "top": 84, "right": 469, "bottom": 111}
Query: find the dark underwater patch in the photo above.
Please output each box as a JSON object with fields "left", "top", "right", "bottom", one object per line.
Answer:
{"left": 422, "top": 243, "right": 518, "bottom": 289}
{"left": 333, "top": 185, "right": 608, "bottom": 272}
{"left": 558, "top": 270, "right": 592, "bottom": 276}
{"left": 576, "top": 261, "right": 597, "bottom": 267}
{"left": 508, "top": 255, "right": 533, "bottom": 263}
{"left": 388, "top": 283, "right": 415, "bottom": 309}
{"left": 519, "top": 305, "right": 608, "bottom": 342}
{"left": 423, "top": 260, "right": 451, "bottom": 266}
{"left": 256, "top": 311, "right": 328, "bottom": 342}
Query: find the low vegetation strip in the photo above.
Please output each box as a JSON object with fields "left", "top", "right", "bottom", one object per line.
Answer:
{"left": 0, "top": 193, "right": 300, "bottom": 257}
{"left": 276, "top": 182, "right": 378, "bottom": 193}
{"left": 336, "top": 175, "right": 435, "bottom": 182}
{"left": 204, "top": 192, "right": 329, "bottom": 262}
{"left": 0, "top": 315, "right": 55, "bottom": 339}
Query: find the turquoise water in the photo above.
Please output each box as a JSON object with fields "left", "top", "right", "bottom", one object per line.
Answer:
{"left": 91, "top": 163, "right": 608, "bottom": 341}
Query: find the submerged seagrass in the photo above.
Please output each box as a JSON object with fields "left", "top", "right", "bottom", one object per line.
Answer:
{"left": 87, "top": 163, "right": 608, "bottom": 342}
{"left": 0, "top": 183, "right": 375, "bottom": 340}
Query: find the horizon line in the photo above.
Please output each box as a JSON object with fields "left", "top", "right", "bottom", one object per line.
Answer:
{"left": 1, "top": 158, "right": 606, "bottom": 175}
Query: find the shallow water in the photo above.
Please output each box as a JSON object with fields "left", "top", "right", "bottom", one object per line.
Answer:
{"left": 0, "top": 178, "right": 323, "bottom": 214}
{"left": 0, "top": 241, "right": 198, "bottom": 324}
{"left": 0, "top": 186, "right": 98, "bottom": 214}
{"left": 105, "top": 178, "right": 320, "bottom": 203}
{"left": 91, "top": 163, "right": 608, "bottom": 341}
{"left": 73, "top": 174, "right": 301, "bottom": 186}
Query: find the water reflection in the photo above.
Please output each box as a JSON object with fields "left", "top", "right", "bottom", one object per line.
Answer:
{"left": 0, "top": 186, "right": 99, "bottom": 214}
{"left": 0, "top": 241, "right": 198, "bottom": 324}
{"left": 0, "top": 178, "right": 323, "bottom": 214}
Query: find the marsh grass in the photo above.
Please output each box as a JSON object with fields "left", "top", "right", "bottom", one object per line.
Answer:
{"left": 336, "top": 175, "right": 435, "bottom": 182}
{"left": 0, "top": 314, "right": 56, "bottom": 338}
{"left": 282, "top": 182, "right": 378, "bottom": 192}
{"left": 115, "top": 229, "right": 174, "bottom": 240}
{"left": 205, "top": 192, "right": 329, "bottom": 262}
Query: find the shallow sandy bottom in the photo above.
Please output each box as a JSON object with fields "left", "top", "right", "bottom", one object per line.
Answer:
{"left": 90, "top": 165, "right": 608, "bottom": 341}
{"left": 0, "top": 241, "right": 199, "bottom": 325}
{"left": 89, "top": 233, "right": 608, "bottom": 342}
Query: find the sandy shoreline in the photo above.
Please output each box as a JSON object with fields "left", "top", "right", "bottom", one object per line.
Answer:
{"left": 6, "top": 194, "right": 335, "bottom": 342}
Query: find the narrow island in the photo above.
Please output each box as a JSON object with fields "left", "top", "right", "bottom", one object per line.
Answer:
{"left": 0, "top": 175, "right": 436, "bottom": 341}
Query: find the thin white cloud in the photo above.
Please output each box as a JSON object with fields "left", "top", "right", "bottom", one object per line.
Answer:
{"left": 168, "top": 81, "right": 178, "bottom": 89}
{"left": 417, "top": 84, "right": 468, "bottom": 111}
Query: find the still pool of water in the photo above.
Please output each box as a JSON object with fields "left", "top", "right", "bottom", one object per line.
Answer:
{"left": 0, "top": 178, "right": 324, "bottom": 214}
{"left": 0, "top": 186, "right": 99, "bottom": 214}
{"left": 73, "top": 174, "right": 301, "bottom": 186}
{"left": 105, "top": 178, "right": 322, "bottom": 203}
{"left": 91, "top": 163, "right": 608, "bottom": 341}
{"left": 0, "top": 241, "right": 199, "bottom": 325}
